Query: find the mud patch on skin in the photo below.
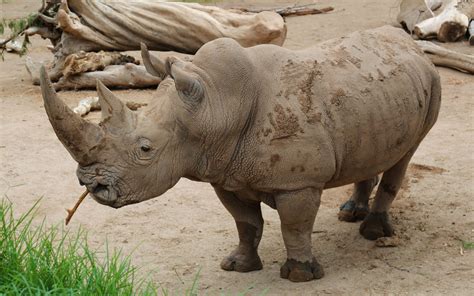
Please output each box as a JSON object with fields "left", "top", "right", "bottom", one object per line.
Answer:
{"left": 291, "top": 165, "right": 305, "bottom": 173}
{"left": 335, "top": 46, "right": 362, "bottom": 69}
{"left": 270, "top": 154, "right": 281, "bottom": 167}
{"left": 268, "top": 104, "right": 303, "bottom": 140}
{"left": 280, "top": 59, "right": 322, "bottom": 124}
{"left": 331, "top": 88, "right": 346, "bottom": 107}
{"left": 263, "top": 128, "right": 272, "bottom": 137}
{"left": 297, "top": 60, "right": 319, "bottom": 114}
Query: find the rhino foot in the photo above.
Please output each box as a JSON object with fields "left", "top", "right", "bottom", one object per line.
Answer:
{"left": 280, "top": 258, "right": 324, "bottom": 282}
{"left": 220, "top": 248, "right": 262, "bottom": 272}
{"left": 359, "top": 212, "right": 394, "bottom": 240}
{"left": 338, "top": 200, "right": 369, "bottom": 222}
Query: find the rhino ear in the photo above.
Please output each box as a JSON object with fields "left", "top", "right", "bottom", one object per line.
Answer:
{"left": 140, "top": 42, "right": 167, "bottom": 80}
{"left": 166, "top": 57, "right": 204, "bottom": 104}
{"left": 96, "top": 80, "right": 134, "bottom": 130}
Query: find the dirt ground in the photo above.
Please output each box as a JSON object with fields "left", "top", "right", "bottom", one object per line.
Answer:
{"left": 1, "top": 0, "right": 473, "bottom": 295}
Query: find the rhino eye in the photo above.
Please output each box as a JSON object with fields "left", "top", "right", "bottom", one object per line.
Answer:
{"left": 141, "top": 145, "right": 151, "bottom": 152}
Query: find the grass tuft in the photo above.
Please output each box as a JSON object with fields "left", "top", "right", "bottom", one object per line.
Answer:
{"left": 0, "top": 198, "right": 157, "bottom": 295}
{"left": 462, "top": 241, "right": 474, "bottom": 250}
{"left": 0, "top": 198, "right": 266, "bottom": 295}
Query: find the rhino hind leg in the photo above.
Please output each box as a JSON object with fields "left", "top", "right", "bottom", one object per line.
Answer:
{"left": 214, "top": 187, "right": 263, "bottom": 272}
{"left": 275, "top": 187, "right": 324, "bottom": 282}
{"left": 360, "top": 146, "right": 418, "bottom": 240}
{"left": 338, "top": 176, "right": 379, "bottom": 222}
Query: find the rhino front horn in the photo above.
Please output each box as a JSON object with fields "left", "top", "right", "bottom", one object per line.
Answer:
{"left": 40, "top": 66, "right": 103, "bottom": 165}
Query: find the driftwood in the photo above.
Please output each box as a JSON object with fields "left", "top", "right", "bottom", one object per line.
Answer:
{"left": 397, "top": 0, "right": 435, "bottom": 33}
{"left": 73, "top": 96, "right": 99, "bottom": 116}
{"left": 240, "top": 5, "right": 334, "bottom": 17}
{"left": 277, "top": 6, "right": 334, "bottom": 17}
{"left": 54, "top": 0, "right": 287, "bottom": 54}
{"left": 72, "top": 96, "right": 147, "bottom": 116}
{"left": 398, "top": 0, "right": 473, "bottom": 42}
{"left": 26, "top": 0, "right": 288, "bottom": 88}
{"left": 414, "top": 1, "right": 471, "bottom": 42}
{"left": 54, "top": 63, "right": 161, "bottom": 90}
{"left": 416, "top": 40, "right": 474, "bottom": 73}
{"left": 26, "top": 57, "right": 162, "bottom": 91}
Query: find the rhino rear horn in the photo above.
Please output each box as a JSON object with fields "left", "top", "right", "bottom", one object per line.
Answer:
{"left": 96, "top": 80, "right": 134, "bottom": 131}
{"left": 166, "top": 57, "right": 204, "bottom": 104}
{"left": 140, "top": 43, "right": 167, "bottom": 80}
{"left": 40, "top": 66, "right": 103, "bottom": 165}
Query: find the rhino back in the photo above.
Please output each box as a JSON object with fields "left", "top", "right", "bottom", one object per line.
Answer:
{"left": 230, "top": 26, "right": 440, "bottom": 191}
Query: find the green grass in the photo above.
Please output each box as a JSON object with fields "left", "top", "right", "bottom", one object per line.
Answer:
{"left": 0, "top": 198, "right": 267, "bottom": 295}
{"left": 0, "top": 198, "right": 158, "bottom": 295}
{"left": 462, "top": 241, "right": 474, "bottom": 250}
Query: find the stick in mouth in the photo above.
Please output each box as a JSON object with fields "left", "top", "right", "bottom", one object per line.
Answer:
{"left": 65, "top": 190, "right": 89, "bottom": 225}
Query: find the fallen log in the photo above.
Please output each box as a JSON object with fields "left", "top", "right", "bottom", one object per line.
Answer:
{"left": 416, "top": 40, "right": 474, "bottom": 73}
{"left": 397, "top": 0, "right": 434, "bottom": 33}
{"left": 414, "top": 1, "right": 469, "bottom": 42}
{"left": 73, "top": 96, "right": 99, "bottom": 116}
{"left": 26, "top": 0, "right": 288, "bottom": 87}
{"left": 72, "top": 96, "right": 147, "bottom": 116}
{"left": 54, "top": 63, "right": 161, "bottom": 90}
{"left": 57, "top": 0, "right": 287, "bottom": 54}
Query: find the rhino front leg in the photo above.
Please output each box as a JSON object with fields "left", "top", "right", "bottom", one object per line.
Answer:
{"left": 275, "top": 187, "right": 324, "bottom": 282}
{"left": 338, "top": 176, "right": 379, "bottom": 222}
{"left": 360, "top": 147, "right": 417, "bottom": 240}
{"left": 214, "top": 186, "right": 263, "bottom": 272}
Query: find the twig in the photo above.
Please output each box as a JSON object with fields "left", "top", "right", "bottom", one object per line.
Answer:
{"left": 383, "top": 260, "right": 411, "bottom": 273}
{"left": 65, "top": 189, "right": 89, "bottom": 225}
{"left": 278, "top": 6, "right": 334, "bottom": 17}
{"left": 174, "top": 268, "right": 185, "bottom": 284}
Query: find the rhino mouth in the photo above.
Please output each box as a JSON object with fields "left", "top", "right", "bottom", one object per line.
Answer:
{"left": 90, "top": 183, "right": 117, "bottom": 206}
{"left": 80, "top": 179, "right": 118, "bottom": 207}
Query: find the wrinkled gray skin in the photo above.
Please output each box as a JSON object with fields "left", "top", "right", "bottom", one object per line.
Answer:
{"left": 41, "top": 26, "right": 441, "bottom": 282}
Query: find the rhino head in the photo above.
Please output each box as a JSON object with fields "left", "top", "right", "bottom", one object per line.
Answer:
{"left": 41, "top": 39, "right": 258, "bottom": 208}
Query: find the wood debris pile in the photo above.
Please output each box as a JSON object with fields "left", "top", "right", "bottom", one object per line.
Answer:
{"left": 26, "top": 0, "right": 291, "bottom": 90}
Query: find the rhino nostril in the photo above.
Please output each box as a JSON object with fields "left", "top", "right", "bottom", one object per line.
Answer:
{"left": 79, "top": 179, "right": 85, "bottom": 186}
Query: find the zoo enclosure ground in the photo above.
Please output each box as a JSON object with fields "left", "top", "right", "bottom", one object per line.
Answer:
{"left": 0, "top": 0, "right": 473, "bottom": 295}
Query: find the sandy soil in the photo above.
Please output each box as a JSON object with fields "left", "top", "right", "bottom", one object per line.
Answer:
{"left": 1, "top": 0, "right": 473, "bottom": 295}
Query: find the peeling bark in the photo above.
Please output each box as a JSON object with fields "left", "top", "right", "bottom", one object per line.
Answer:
{"left": 62, "top": 51, "right": 138, "bottom": 77}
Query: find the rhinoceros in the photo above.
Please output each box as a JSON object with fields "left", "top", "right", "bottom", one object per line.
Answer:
{"left": 40, "top": 26, "right": 441, "bottom": 282}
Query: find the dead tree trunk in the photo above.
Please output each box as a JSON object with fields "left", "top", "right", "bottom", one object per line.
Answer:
{"left": 26, "top": 0, "right": 287, "bottom": 88}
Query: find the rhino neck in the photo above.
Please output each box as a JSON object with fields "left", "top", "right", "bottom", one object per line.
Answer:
{"left": 189, "top": 94, "right": 260, "bottom": 188}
